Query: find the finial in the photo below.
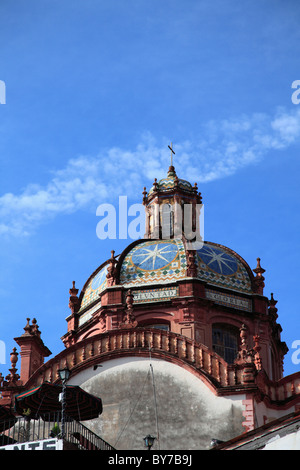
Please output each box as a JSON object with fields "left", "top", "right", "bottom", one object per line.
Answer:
{"left": 253, "top": 335, "right": 262, "bottom": 371}
{"left": 125, "top": 289, "right": 134, "bottom": 309}
{"left": 142, "top": 187, "right": 148, "bottom": 205}
{"left": 235, "top": 325, "right": 258, "bottom": 383}
{"left": 10, "top": 347, "right": 18, "bottom": 367}
{"left": 106, "top": 250, "right": 118, "bottom": 286}
{"left": 31, "top": 318, "right": 40, "bottom": 336}
{"left": 23, "top": 318, "right": 31, "bottom": 335}
{"left": 69, "top": 281, "right": 79, "bottom": 313}
{"left": 120, "top": 289, "right": 137, "bottom": 328}
{"left": 5, "top": 347, "right": 20, "bottom": 384}
{"left": 252, "top": 257, "right": 265, "bottom": 295}
{"left": 253, "top": 258, "right": 265, "bottom": 277}
{"left": 268, "top": 292, "right": 278, "bottom": 319}
{"left": 21, "top": 317, "right": 42, "bottom": 337}
{"left": 69, "top": 281, "right": 79, "bottom": 296}
{"left": 153, "top": 178, "right": 158, "bottom": 191}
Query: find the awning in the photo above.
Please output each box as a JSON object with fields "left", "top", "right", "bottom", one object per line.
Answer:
{"left": 15, "top": 382, "right": 102, "bottom": 421}
{"left": 0, "top": 405, "right": 17, "bottom": 431}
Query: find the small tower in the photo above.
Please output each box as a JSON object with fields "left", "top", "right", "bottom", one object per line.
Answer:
{"left": 14, "top": 318, "right": 51, "bottom": 385}
{"left": 143, "top": 143, "right": 202, "bottom": 244}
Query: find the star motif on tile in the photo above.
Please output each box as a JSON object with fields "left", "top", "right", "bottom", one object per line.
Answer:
{"left": 132, "top": 243, "right": 178, "bottom": 270}
{"left": 198, "top": 246, "right": 237, "bottom": 275}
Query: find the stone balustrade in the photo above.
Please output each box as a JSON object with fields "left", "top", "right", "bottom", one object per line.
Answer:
{"left": 27, "top": 328, "right": 242, "bottom": 391}
{"left": 257, "top": 372, "right": 300, "bottom": 403}
{"left": 25, "top": 328, "right": 300, "bottom": 406}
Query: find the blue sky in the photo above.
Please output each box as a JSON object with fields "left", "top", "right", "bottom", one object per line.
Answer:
{"left": 0, "top": 0, "right": 300, "bottom": 378}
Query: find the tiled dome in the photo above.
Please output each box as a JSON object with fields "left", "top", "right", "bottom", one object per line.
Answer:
{"left": 79, "top": 264, "right": 108, "bottom": 311}
{"left": 119, "top": 239, "right": 187, "bottom": 287}
{"left": 119, "top": 239, "right": 252, "bottom": 293}
{"left": 196, "top": 243, "right": 252, "bottom": 294}
{"left": 148, "top": 174, "right": 193, "bottom": 196}
{"left": 79, "top": 240, "right": 253, "bottom": 312}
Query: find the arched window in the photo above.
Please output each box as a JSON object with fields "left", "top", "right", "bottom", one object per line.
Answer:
{"left": 212, "top": 324, "right": 239, "bottom": 364}
{"left": 139, "top": 319, "right": 170, "bottom": 331}
{"left": 148, "top": 324, "right": 169, "bottom": 331}
{"left": 161, "top": 203, "right": 173, "bottom": 238}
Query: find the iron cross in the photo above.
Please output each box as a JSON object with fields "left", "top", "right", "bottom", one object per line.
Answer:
{"left": 168, "top": 142, "right": 175, "bottom": 166}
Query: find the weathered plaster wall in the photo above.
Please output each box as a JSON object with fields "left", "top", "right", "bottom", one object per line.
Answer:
{"left": 263, "top": 429, "right": 300, "bottom": 450}
{"left": 69, "top": 357, "right": 245, "bottom": 450}
{"left": 254, "top": 400, "right": 296, "bottom": 428}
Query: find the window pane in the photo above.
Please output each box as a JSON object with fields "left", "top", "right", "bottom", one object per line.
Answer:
{"left": 212, "top": 325, "right": 238, "bottom": 364}
{"left": 148, "top": 324, "right": 169, "bottom": 331}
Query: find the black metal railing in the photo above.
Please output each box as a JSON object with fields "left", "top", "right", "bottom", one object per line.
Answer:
{"left": 0, "top": 413, "right": 114, "bottom": 450}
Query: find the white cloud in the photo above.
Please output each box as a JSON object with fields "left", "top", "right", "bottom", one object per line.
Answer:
{"left": 271, "top": 109, "right": 300, "bottom": 145}
{"left": 0, "top": 107, "right": 299, "bottom": 237}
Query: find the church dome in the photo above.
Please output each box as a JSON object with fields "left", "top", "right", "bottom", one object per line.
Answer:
{"left": 147, "top": 165, "right": 194, "bottom": 197}
{"left": 148, "top": 175, "right": 193, "bottom": 196}
{"left": 119, "top": 239, "right": 252, "bottom": 293}
{"left": 79, "top": 239, "right": 253, "bottom": 312}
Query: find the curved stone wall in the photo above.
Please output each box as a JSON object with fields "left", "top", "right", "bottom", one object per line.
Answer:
{"left": 68, "top": 357, "right": 245, "bottom": 450}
